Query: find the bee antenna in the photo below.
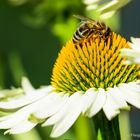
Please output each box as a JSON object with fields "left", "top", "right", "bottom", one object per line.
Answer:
{"left": 73, "top": 14, "right": 94, "bottom": 22}
{"left": 73, "top": 14, "right": 79, "bottom": 19}
{"left": 73, "top": 14, "right": 85, "bottom": 19}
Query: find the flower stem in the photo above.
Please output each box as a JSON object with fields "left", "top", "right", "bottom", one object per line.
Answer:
{"left": 93, "top": 111, "right": 121, "bottom": 140}
{"left": 119, "top": 111, "right": 131, "bottom": 140}
{"left": 12, "top": 129, "right": 41, "bottom": 140}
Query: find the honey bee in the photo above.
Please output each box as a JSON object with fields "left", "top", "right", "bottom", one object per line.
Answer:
{"left": 72, "top": 15, "right": 112, "bottom": 44}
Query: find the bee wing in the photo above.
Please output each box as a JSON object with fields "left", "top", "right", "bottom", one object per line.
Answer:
{"left": 73, "top": 15, "right": 95, "bottom": 22}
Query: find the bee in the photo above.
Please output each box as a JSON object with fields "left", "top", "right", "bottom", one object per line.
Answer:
{"left": 72, "top": 15, "right": 112, "bottom": 44}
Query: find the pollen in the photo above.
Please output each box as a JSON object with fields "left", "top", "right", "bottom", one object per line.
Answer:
{"left": 51, "top": 33, "right": 140, "bottom": 93}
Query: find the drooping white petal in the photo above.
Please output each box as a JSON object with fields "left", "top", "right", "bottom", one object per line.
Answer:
{"left": 86, "top": 4, "right": 98, "bottom": 10}
{"left": 134, "top": 57, "right": 140, "bottom": 64}
{"left": 98, "top": 0, "right": 130, "bottom": 14}
{"left": 20, "top": 92, "right": 61, "bottom": 116}
{"left": 120, "top": 36, "right": 140, "bottom": 64}
{"left": 50, "top": 92, "right": 83, "bottom": 138}
{"left": 42, "top": 91, "right": 83, "bottom": 127}
{"left": 0, "top": 88, "right": 23, "bottom": 100}
{"left": 83, "top": 0, "right": 100, "bottom": 5}
{"left": 120, "top": 49, "right": 140, "bottom": 57}
{"left": 37, "top": 85, "right": 54, "bottom": 94}
{"left": 118, "top": 82, "right": 140, "bottom": 109}
{"left": 5, "top": 119, "right": 37, "bottom": 134}
{"left": 0, "top": 111, "right": 29, "bottom": 129}
{"left": 22, "top": 77, "right": 54, "bottom": 94}
{"left": 129, "top": 44, "right": 140, "bottom": 53}
{"left": 82, "top": 88, "right": 97, "bottom": 114}
{"left": 100, "top": 11, "right": 116, "bottom": 19}
{"left": 98, "top": 0, "right": 117, "bottom": 13}
{"left": 0, "top": 91, "right": 47, "bottom": 110}
{"left": 21, "top": 77, "right": 35, "bottom": 94}
{"left": 0, "top": 114, "right": 12, "bottom": 121}
{"left": 103, "top": 91, "right": 120, "bottom": 120}
{"left": 0, "top": 84, "right": 54, "bottom": 110}
{"left": 86, "top": 88, "right": 106, "bottom": 117}
{"left": 0, "top": 92, "right": 57, "bottom": 128}
{"left": 121, "top": 81, "right": 140, "bottom": 93}
{"left": 33, "top": 93, "right": 69, "bottom": 119}
{"left": 130, "top": 37, "right": 140, "bottom": 51}
{"left": 107, "top": 87, "right": 129, "bottom": 110}
{"left": 123, "top": 60, "right": 133, "bottom": 65}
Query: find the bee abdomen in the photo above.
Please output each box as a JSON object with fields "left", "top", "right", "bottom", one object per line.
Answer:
{"left": 72, "top": 27, "right": 89, "bottom": 43}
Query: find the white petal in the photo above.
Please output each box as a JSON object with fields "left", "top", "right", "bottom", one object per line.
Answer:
{"left": 37, "top": 85, "right": 54, "bottom": 94}
{"left": 50, "top": 92, "right": 83, "bottom": 137}
{"left": 0, "top": 111, "right": 29, "bottom": 129}
{"left": 22, "top": 77, "right": 53, "bottom": 94}
{"left": 135, "top": 57, "right": 140, "bottom": 64}
{"left": 0, "top": 91, "right": 47, "bottom": 110}
{"left": 18, "top": 92, "right": 61, "bottom": 117}
{"left": 98, "top": 0, "right": 118, "bottom": 12}
{"left": 82, "top": 88, "right": 97, "bottom": 114}
{"left": 120, "top": 49, "right": 140, "bottom": 57}
{"left": 131, "top": 37, "right": 140, "bottom": 43}
{"left": 5, "top": 119, "right": 37, "bottom": 134}
{"left": 103, "top": 92, "right": 120, "bottom": 120}
{"left": 86, "top": 4, "right": 98, "bottom": 10}
{"left": 123, "top": 60, "right": 134, "bottom": 65}
{"left": 107, "top": 87, "right": 129, "bottom": 110}
{"left": 130, "top": 37, "right": 140, "bottom": 50}
{"left": 83, "top": 0, "right": 100, "bottom": 5}
{"left": 86, "top": 88, "right": 106, "bottom": 117}
{"left": 98, "top": 0, "right": 130, "bottom": 14}
{"left": 42, "top": 92, "right": 83, "bottom": 127}
{"left": 21, "top": 77, "right": 35, "bottom": 94}
{"left": 120, "top": 36, "right": 140, "bottom": 64}
{"left": 0, "top": 85, "right": 54, "bottom": 110}
{"left": 0, "top": 115, "right": 12, "bottom": 121}
{"left": 100, "top": 11, "right": 116, "bottom": 19}
{"left": 118, "top": 83, "right": 140, "bottom": 109}
{"left": 34, "top": 93, "right": 69, "bottom": 119}
{"left": 0, "top": 88, "right": 23, "bottom": 99}
{"left": 129, "top": 44, "right": 140, "bottom": 52}
{"left": 0, "top": 92, "right": 56, "bottom": 128}
{"left": 122, "top": 81, "right": 140, "bottom": 93}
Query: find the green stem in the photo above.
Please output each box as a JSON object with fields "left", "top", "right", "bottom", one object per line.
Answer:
{"left": 74, "top": 116, "right": 94, "bottom": 140}
{"left": 93, "top": 111, "right": 121, "bottom": 140}
{"left": 119, "top": 111, "right": 131, "bottom": 140}
{"left": 12, "top": 129, "right": 41, "bottom": 140}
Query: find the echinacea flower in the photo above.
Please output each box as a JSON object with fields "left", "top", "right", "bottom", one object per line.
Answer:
{"left": 0, "top": 32, "right": 139, "bottom": 138}
{"left": 120, "top": 37, "right": 140, "bottom": 64}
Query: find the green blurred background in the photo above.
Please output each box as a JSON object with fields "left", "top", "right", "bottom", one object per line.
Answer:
{"left": 0, "top": 0, "right": 140, "bottom": 140}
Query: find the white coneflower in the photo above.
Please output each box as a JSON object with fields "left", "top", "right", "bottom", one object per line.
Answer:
{"left": 120, "top": 37, "right": 140, "bottom": 64}
{"left": 0, "top": 32, "right": 139, "bottom": 139}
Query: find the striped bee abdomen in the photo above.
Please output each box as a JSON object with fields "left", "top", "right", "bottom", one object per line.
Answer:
{"left": 72, "top": 23, "right": 92, "bottom": 44}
